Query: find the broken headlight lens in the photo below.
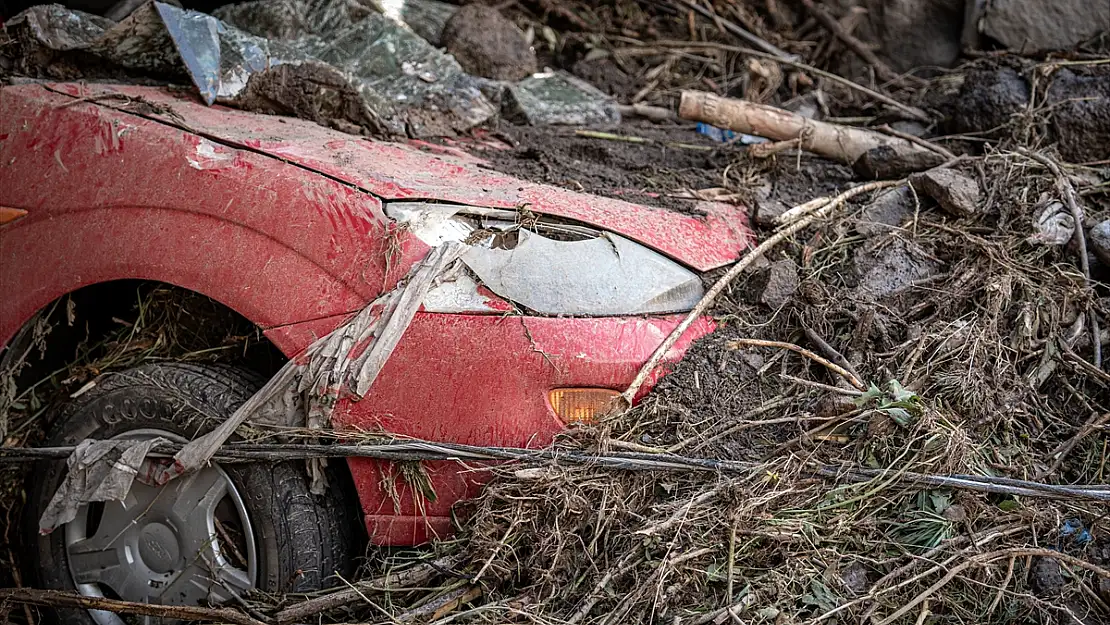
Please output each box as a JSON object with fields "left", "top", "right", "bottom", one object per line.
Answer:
{"left": 386, "top": 203, "right": 705, "bottom": 316}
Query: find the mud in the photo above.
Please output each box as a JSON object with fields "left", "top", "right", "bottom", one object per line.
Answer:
{"left": 947, "top": 61, "right": 1110, "bottom": 163}
{"left": 478, "top": 122, "right": 739, "bottom": 211}
{"left": 441, "top": 4, "right": 536, "bottom": 81}
{"left": 1048, "top": 67, "right": 1110, "bottom": 164}
{"left": 234, "top": 63, "right": 390, "bottom": 136}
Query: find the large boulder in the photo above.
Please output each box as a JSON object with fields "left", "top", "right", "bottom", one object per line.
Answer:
{"left": 979, "top": 0, "right": 1110, "bottom": 53}
{"left": 859, "top": 0, "right": 966, "bottom": 72}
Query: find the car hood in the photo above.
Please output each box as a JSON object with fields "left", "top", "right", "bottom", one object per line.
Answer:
{"left": 51, "top": 83, "right": 754, "bottom": 272}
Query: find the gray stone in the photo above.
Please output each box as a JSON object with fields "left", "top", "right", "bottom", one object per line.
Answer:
{"left": 860, "top": 0, "right": 965, "bottom": 72}
{"left": 753, "top": 196, "right": 790, "bottom": 228}
{"left": 748, "top": 259, "right": 800, "bottom": 309}
{"left": 981, "top": 0, "right": 1110, "bottom": 53}
{"left": 857, "top": 186, "right": 914, "bottom": 236}
{"left": 853, "top": 144, "right": 947, "bottom": 180}
{"left": 853, "top": 240, "right": 941, "bottom": 299}
{"left": 441, "top": 4, "right": 536, "bottom": 81}
{"left": 910, "top": 169, "right": 981, "bottom": 217}
{"left": 1090, "top": 220, "right": 1110, "bottom": 267}
{"left": 839, "top": 561, "right": 871, "bottom": 597}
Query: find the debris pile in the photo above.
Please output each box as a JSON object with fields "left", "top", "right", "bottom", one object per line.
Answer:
{"left": 3, "top": 0, "right": 1110, "bottom": 623}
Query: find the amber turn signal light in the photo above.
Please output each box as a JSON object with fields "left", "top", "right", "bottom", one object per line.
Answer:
{"left": 548, "top": 388, "right": 621, "bottom": 424}
{"left": 0, "top": 207, "right": 28, "bottom": 226}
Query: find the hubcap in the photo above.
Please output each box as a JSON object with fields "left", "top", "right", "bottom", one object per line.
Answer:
{"left": 64, "top": 429, "right": 257, "bottom": 625}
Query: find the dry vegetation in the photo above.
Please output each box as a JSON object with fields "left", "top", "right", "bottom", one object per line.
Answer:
{"left": 3, "top": 0, "right": 1110, "bottom": 623}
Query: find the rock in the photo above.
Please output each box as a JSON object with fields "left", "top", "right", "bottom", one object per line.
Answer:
{"left": 1031, "top": 556, "right": 1065, "bottom": 596}
{"left": 748, "top": 259, "right": 800, "bottom": 309}
{"left": 859, "top": 0, "right": 966, "bottom": 72}
{"left": 910, "top": 169, "right": 981, "bottom": 217}
{"left": 504, "top": 71, "right": 620, "bottom": 126}
{"left": 980, "top": 0, "right": 1110, "bottom": 53}
{"left": 949, "top": 66, "right": 1030, "bottom": 135}
{"left": 941, "top": 504, "right": 966, "bottom": 522}
{"left": 857, "top": 186, "right": 914, "bottom": 236}
{"left": 753, "top": 196, "right": 790, "bottom": 228}
{"left": 839, "top": 561, "right": 871, "bottom": 597}
{"left": 1047, "top": 69, "right": 1110, "bottom": 163}
{"left": 1090, "top": 220, "right": 1110, "bottom": 267}
{"left": 853, "top": 144, "right": 946, "bottom": 180}
{"left": 440, "top": 4, "right": 536, "bottom": 81}
{"left": 853, "top": 240, "right": 941, "bottom": 299}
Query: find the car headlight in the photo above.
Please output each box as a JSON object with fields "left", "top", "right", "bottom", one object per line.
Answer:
{"left": 386, "top": 202, "right": 705, "bottom": 316}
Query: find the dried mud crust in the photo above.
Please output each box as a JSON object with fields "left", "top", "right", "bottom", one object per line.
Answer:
{"left": 477, "top": 122, "right": 738, "bottom": 211}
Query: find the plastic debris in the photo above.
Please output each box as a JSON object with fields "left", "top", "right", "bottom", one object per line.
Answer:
{"left": 1060, "top": 518, "right": 1093, "bottom": 546}
{"left": 695, "top": 122, "right": 768, "bottom": 145}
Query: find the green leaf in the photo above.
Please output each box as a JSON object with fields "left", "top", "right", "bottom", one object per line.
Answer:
{"left": 888, "top": 379, "right": 917, "bottom": 402}
{"left": 928, "top": 492, "right": 951, "bottom": 514}
{"left": 855, "top": 383, "right": 884, "bottom": 407}
{"left": 883, "top": 407, "right": 913, "bottom": 427}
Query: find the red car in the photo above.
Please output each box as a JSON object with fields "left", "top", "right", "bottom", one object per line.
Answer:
{"left": 0, "top": 82, "right": 752, "bottom": 620}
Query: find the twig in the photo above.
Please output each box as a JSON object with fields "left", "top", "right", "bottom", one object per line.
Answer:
{"left": 615, "top": 39, "right": 929, "bottom": 121}
{"left": 875, "top": 548, "right": 1110, "bottom": 625}
{"left": 803, "top": 327, "right": 865, "bottom": 386}
{"left": 1038, "top": 412, "right": 1110, "bottom": 480}
{"left": 566, "top": 552, "right": 643, "bottom": 624}
{"left": 876, "top": 124, "right": 956, "bottom": 160}
{"left": 674, "top": 0, "right": 798, "bottom": 61}
{"left": 1018, "top": 148, "right": 1100, "bottom": 367}
{"left": 396, "top": 585, "right": 481, "bottom": 623}
{"left": 0, "top": 588, "right": 266, "bottom": 625}
{"left": 622, "top": 181, "right": 896, "bottom": 404}
{"left": 800, "top": 0, "right": 914, "bottom": 86}
{"left": 748, "top": 138, "right": 802, "bottom": 158}
{"left": 667, "top": 396, "right": 794, "bottom": 453}
{"left": 574, "top": 129, "right": 650, "bottom": 144}
{"left": 728, "top": 338, "right": 866, "bottom": 390}
{"left": 573, "top": 129, "right": 713, "bottom": 151}
{"left": 777, "top": 179, "right": 905, "bottom": 225}
{"left": 275, "top": 555, "right": 465, "bottom": 624}
{"left": 617, "top": 103, "right": 675, "bottom": 122}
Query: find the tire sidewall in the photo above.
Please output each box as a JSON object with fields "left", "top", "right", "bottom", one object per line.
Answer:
{"left": 26, "top": 363, "right": 344, "bottom": 625}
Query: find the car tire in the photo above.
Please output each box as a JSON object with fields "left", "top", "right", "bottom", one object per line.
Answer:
{"left": 25, "top": 362, "right": 360, "bottom": 625}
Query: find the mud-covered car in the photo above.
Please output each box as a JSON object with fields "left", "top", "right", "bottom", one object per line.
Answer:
{"left": 0, "top": 81, "right": 753, "bottom": 622}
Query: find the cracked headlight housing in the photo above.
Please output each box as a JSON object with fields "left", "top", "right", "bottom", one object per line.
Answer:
{"left": 387, "top": 203, "right": 705, "bottom": 316}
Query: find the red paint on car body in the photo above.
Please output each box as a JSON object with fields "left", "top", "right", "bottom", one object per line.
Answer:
{"left": 0, "top": 83, "right": 750, "bottom": 545}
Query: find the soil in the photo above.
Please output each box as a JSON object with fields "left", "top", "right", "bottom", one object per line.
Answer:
{"left": 477, "top": 121, "right": 740, "bottom": 211}
{"left": 233, "top": 63, "right": 391, "bottom": 136}
{"left": 1048, "top": 67, "right": 1110, "bottom": 163}
{"left": 947, "top": 60, "right": 1110, "bottom": 163}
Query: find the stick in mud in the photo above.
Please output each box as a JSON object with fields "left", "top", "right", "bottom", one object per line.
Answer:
{"left": 678, "top": 90, "right": 938, "bottom": 166}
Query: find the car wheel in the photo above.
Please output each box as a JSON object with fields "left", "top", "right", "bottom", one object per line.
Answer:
{"left": 25, "top": 362, "right": 359, "bottom": 625}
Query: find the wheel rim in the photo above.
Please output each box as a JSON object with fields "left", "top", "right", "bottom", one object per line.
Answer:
{"left": 63, "top": 429, "right": 257, "bottom": 625}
